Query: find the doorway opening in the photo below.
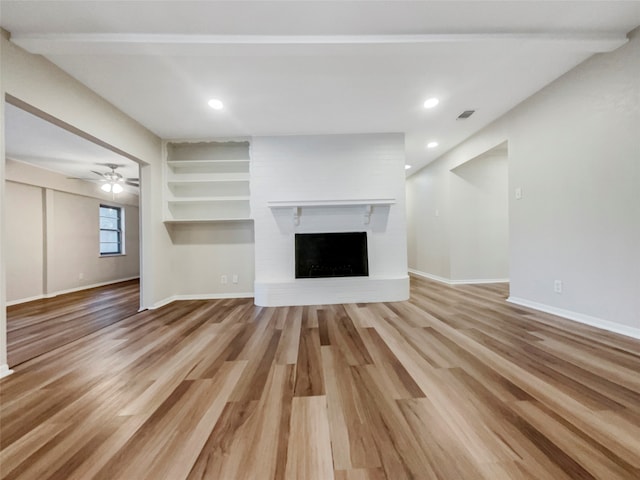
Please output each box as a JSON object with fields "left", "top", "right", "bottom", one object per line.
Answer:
{"left": 3, "top": 97, "right": 145, "bottom": 367}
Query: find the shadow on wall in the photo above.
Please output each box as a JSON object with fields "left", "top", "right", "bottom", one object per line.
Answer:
{"left": 166, "top": 222, "right": 255, "bottom": 245}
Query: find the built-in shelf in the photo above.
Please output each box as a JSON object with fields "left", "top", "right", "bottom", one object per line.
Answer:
{"left": 164, "top": 141, "right": 252, "bottom": 223}
{"left": 267, "top": 198, "right": 396, "bottom": 225}
{"left": 168, "top": 179, "right": 250, "bottom": 184}
{"left": 168, "top": 196, "right": 251, "bottom": 203}
{"left": 167, "top": 159, "right": 250, "bottom": 174}
{"left": 164, "top": 218, "right": 252, "bottom": 224}
{"left": 167, "top": 159, "right": 249, "bottom": 167}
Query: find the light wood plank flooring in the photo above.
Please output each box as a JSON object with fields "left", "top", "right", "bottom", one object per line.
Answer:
{"left": 1, "top": 275, "right": 639, "bottom": 479}
{"left": 6, "top": 280, "right": 140, "bottom": 367}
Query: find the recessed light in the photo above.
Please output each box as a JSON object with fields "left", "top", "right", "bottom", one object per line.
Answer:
{"left": 427, "top": 141, "right": 439, "bottom": 149}
{"left": 405, "top": 165, "right": 412, "bottom": 170}
{"left": 208, "top": 98, "right": 224, "bottom": 110}
{"left": 423, "top": 98, "right": 439, "bottom": 109}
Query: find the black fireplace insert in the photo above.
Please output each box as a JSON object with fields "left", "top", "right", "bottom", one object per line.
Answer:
{"left": 295, "top": 232, "right": 369, "bottom": 279}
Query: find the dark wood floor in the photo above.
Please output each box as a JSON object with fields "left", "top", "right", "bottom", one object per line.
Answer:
{"left": 1, "top": 275, "right": 639, "bottom": 479}
{"left": 6, "top": 279, "right": 140, "bottom": 366}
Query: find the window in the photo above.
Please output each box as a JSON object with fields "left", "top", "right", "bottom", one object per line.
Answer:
{"left": 99, "top": 205, "right": 124, "bottom": 255}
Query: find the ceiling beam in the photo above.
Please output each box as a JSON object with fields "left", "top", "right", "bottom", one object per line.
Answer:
{"left": 10, "top": 32, "right": 628, "bottom": 55}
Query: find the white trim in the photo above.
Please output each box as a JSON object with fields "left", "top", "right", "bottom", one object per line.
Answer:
{"left": 449, "top": 278, "right": 510, "bottom": 285}
{"left": 409, "top": 268, "right": 509, "bottom": 285}
{"left": 12, "top": 33, "right": 627, "bottom": 53}
{"left": 0, "top": 364, "right": 14, "bottom": 379}
{"left": 408, "top": 269, "right": 452, "bottom": 284}
{"left": 5, "top": 293, "right": 45, "bottom": 306}
{"left": 507, "top": 296, "right": 640, "bottom": 340}
{"left": 151, "top": 292, "right": 254, "bottom": 309}
{"left": 268, "top": 198, "right": 395, "bottom": 208}
{"left": 5, "top": 276, "right": 140, "bottom": 306}
{"left": 151, "top": 296, "right": 177, "bottom": 310}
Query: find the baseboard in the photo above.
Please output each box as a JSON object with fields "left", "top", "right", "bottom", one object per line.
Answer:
{"left": 5, "top": 294, "right": 45, "bottom": 306}
{"left": 507, "top": 296, "right": 640, "bottom": 340}
{"left": 0, "top": 364, "right": 14, "bottom": 379}
{"left": 6, "top": 276, "right": 140, "bottom": 306}
{"left": 152, "top": 292, "right": 254, "bottom": 309}
{"left": 151, "top": 296, "right": 178, "bottom": 309}
{"left": 409, "top": 269, "right": 509, "bottom": 285}
{"left": 408, "top": 269, "right": 452, "bottom": 284}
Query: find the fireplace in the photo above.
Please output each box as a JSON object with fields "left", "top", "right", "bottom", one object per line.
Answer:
{"left": 295, "top": 232, "right": 369, "bottom": 279}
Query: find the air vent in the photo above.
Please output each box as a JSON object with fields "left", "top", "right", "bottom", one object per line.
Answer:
{"left": 457, "top": 110, "right": 475, "bottom": 119}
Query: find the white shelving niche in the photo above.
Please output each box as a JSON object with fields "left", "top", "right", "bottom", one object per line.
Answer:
{"left": 164, "top": 140, "right": 252, "bottom": 223}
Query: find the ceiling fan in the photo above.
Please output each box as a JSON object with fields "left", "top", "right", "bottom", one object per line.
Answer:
{"left": 69, "top": 163, "right": 139, "bottom": 193}
{"left": 91, "top": 163, "right": 139, "bottom": 193}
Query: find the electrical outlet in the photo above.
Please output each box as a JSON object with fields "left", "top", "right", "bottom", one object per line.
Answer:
{"left": 554, "top": 280, "right": 562, "bottom": 294}
{"left": 515, "top": 187, "right": 523, "bottom": 200}
{"left": 232, "top": 274, "right": 238, "bottom": 284}
{"left": 221, "top": 275, "right": 228, "bottom": 285}
{"left": 79, "top": 272, "right": 84, "bottom": 280}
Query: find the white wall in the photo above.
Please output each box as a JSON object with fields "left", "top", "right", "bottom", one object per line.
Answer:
{"left": 167, "top": 223, "right": 255, "bottom": 299}
{"left": 5, "top": 159, "right": 140, "bottom": 303}
{"left": 406, "top": 158, "right": 451, "bottom": 279}
{"left": 252, "top": 133, "right": 409, "bottom": 306}
{"left": 0, "top": 31, "right": 7, "bottom": 376}
{"left": 5, "top": 181, "right": 43, "bottom": 301}
{"left": 50, "top": 191, "right": 139, "bottom": 293}
{"left": 407, "top": 29, "right": 640, "bottom": 336}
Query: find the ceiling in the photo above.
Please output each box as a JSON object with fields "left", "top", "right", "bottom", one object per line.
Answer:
{"left": 2, "top": 1, "right": 639, "bottom": 175}
{"left": 4, "top": 103, "right": 139, "bottom": 189}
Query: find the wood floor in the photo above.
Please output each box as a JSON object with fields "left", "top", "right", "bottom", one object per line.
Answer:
{"left": 6, "top": 279, "right": 140, "bottom": 367}
{"left": 1, "top": 275, "right": 639, "bottom": 479}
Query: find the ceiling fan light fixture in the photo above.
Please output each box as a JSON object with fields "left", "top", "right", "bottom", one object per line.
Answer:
{"left": 95, "top": 164, "right": 132, "bottom": 195}
{"left": 208, "top": 98, "right": 224, "bottom": 110}
{"left": 101, "top": 181, "right": 123, "bottom": 194}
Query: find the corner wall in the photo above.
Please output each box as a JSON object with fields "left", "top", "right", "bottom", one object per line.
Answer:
{"left": 407, "top": 29, "right": 640, "bottom": 336}
{"left": 407, "top": 144, "right": 509, "bottom": 283}
{"left": 0, "top": 36, "right": 7, "bottom": 377}
{"left": 449, "top": 148, "right": 509, "bottom": 282}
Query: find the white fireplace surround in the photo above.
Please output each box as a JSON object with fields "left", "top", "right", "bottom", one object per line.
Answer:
{"left": 251, "top": 133, "right": 410, "bottom": 307}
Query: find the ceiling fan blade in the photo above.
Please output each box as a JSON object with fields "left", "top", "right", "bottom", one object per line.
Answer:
{"left": 90, "top": 170, "right": 105, "bottom": 177}
{"left": 125, "top": 181, "right": 139, "bottom": 187}
{"left": 126, "top": 178, "right": 139, "bottom": 182}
